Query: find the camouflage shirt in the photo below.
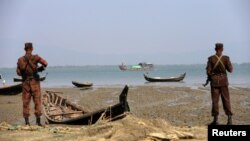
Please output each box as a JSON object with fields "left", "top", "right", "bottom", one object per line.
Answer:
{"left": 17, "top": 54, "right": 43, "bottom": 77}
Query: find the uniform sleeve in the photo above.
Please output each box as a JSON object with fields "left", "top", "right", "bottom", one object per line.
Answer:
{"left": 35, "top": 54, "right": 48, "bottom": 67}
{"left": 225, "top": 56, "right": 233, "bottom": 73}
{"left": 16, "top": 59, "right": 22, "bottom": 76}
{"left": 206, "top": 57, "right": 212, "bottom": 76}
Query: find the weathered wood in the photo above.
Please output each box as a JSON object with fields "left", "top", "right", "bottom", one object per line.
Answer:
{"left": 49, "top": 111, "right": 83, "bottom": 116}
{"left": 42, "top": 85, "right": 130, "bottom": 125}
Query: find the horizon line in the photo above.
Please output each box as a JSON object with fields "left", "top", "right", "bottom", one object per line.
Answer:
{"left": 1, "top": 62, "right": 250, "bottom": 69}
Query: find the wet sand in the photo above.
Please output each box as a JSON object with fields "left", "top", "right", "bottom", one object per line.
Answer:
{"left": 0, "top": 85, "right": 250, "bottom": 140}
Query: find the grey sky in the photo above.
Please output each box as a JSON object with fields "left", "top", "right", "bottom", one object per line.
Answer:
{"left": 0, "top": 0, "right": 249, "bottom": 67}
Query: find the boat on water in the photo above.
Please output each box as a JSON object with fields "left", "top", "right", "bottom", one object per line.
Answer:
{"left": 0, "top": 83, "right": 22, "bottom": 95}
{"left": 42, "top": 85, "right": 130, "bottom": 125}
{"left": 72, "top": 81, "right": 93, "bottom": 88}
{"left": 119, "top": 62, "right": 153, "bottom": 71}
{"left": 144, "top": 73, "right": 186, "bottom": 82}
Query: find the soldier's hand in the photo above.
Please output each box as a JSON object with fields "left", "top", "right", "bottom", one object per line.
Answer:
{"left": 37, "top": 66, "right": 45, "bottom": 72}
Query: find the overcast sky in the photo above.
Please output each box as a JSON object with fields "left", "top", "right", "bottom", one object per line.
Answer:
{"left": 0, "top": 0, "right": 249, "bottom": 67}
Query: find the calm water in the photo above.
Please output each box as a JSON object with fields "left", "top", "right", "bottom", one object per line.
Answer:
{"left": 0, "top": 64, "right": 249, "bottom": 87}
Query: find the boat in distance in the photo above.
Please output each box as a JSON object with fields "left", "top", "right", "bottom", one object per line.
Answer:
{"left": 72, "top": 81, "right": 93, "bottom": 88}
{"left": 119, "top": 62, "right": 153, "bottom": 71}
{"left": 42, "top": 85, "right": 130, "bottom": 125}
{"left": 0, "top": 83, "right": 22, "bottom": 95}
{"left": 144, "top": 73, "right": 186, "bottom": 82}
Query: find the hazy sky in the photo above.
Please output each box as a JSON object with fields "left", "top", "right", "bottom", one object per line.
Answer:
{"left": 0, "top": 0, "right": 249, "bottom": 67}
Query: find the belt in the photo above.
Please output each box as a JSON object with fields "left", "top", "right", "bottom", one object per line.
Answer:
{"left": 24, "top": 76, "right": 35, "bottom": 81}
{"left": 214, "top": 73, "right": 226, "bottom": 76}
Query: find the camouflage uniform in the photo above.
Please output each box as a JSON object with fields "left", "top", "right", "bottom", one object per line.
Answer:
{"left": 17, "top": 54, "right": 47, "bottom": 118}
{"left": 206, "top": 55, "right": 233, "bottom": 116}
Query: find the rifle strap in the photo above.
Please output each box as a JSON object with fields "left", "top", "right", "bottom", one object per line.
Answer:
{"left": 213, "top": 55, "right": 226, "bottom": 71}
{"left": 23, "top": 56, "right": 30, "bottom": 74}
{"left": 24, "top": 55, "right": 36, "bottom": 74}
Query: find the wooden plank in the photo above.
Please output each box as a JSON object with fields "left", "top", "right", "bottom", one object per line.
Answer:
{"left": 49, "top": 111, "right": 83, "bottom": 116}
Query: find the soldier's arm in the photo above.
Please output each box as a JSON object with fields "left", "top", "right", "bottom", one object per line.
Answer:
{"left": 16, "top": 60, "right": 22, "bottom": 76}
{"left": 16, "top": 66, "right": 22, "bottom": 76}
{"left": 39, "top": 57, "right": 48, "bottom": 67}
{"left": 206, "top": 57, "right": 212, "bottom": 76}
{"left": 35, "top": 55, "right": 48, "bottom": 67}
{"left": 226, "top": 56, "right": 233, "bottom": 73}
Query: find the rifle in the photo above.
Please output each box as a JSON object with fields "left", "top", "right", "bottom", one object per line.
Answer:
{"left": 203, "top": 73, "right": 216, "bottom": 87}
{"left": 202, "top": 76, "right": 211, "bottom": 87}
{"left": 203, "top": 55, "right": 226, "bottom": 87}
{"left": 14, "top": 73, "right": 48, "bottom": 82}
{"left": 18, "top": 55, "right": 47, "bottom": 82}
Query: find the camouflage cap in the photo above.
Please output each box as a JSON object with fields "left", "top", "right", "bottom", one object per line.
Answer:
{"left": 24, "top": 42, "right": 33, "bottom": 51}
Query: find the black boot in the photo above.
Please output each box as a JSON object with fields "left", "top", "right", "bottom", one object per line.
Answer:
{"left": 25, "top": 117, "right": 30, "bottom": 126}
{"left": 227, "top": 115, "right": 232, "bottom": 125}
{"left": 209, "top": 116, "right": 218, "bottom": 125}
{"left": 36, "top": 117, "right": 42, "bottom": 126}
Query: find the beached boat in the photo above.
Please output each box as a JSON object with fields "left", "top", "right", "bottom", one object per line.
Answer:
{"left": 119, "top": 62, "right": 153, "bottom": 71}
{"left": 0, "top": 83, "right": 22, "bottom": 95}
{"left": 42, "top": 85, "right": 130, "bottom": 125}
{"left": 13, "top": 73, "right": 47, "bottom": 82}
{"left": 144, "top": 73, "right": 186, "bottom": 82}
{"left": 72, "top": 81, "right": 93, "bottom": 88}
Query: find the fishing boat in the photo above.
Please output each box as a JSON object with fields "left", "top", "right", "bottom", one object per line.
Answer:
{"left": 144, "top": 73, "right": 186, "bottom": 82}
{"left": 72, "top": 81, "right": 93, "bottom": 88}
{"left": 13, "top": 73, "right": 48, "bottom": 82}
{"left": 119, "top": 62, "right": 153, "bottom": 71}
{"left": 42, "top": 85, "right": 130, "bottom": 125}
{"left": 0, "top": 83, "right": 22, "bottom": 95}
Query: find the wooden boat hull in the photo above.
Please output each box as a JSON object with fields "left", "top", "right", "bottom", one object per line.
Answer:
{"left": 43, "top": 85, "right": 130, "bottom": 125}
{"left": 144, "top": 73, "right": 186, "bottom": 82}
{"left": 72, "top": 81, "right": 93, "bottom": 88}
{"left": 0, "top": 83, "right": 22, "bottom": 95}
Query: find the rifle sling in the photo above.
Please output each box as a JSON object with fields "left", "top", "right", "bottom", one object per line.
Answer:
{"left": 22, "top": 56, "right": 39, "bottom": 80}
{"left": 213, "top": 55, "right": 226, "bottom": 71}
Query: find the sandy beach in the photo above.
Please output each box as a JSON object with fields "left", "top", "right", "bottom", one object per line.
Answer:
{"left": 0, "top": 85, "right": 250, "bottom": 140}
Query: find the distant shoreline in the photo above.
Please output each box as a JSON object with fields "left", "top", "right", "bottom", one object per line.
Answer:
{"left": 1, "top": 64, "right": 250, "bottom": 87}
{"left": 1, "top": 62, "right": 250, "bottom": 69}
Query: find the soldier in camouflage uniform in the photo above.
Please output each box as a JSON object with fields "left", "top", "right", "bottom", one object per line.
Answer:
{"left": 206, "top": 43, "right": 233, "bottom": 125}
{"left": 16, "top": 42, "right": 48, "bottom": 126}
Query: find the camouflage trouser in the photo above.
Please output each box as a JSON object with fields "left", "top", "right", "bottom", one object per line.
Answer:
{"left": 22, "top": 79, "right": 42, "bottom": 118}
{"left": 211, "top": 86, "right": 233, "bottom": 116}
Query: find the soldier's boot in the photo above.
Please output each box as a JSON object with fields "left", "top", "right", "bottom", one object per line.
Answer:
{"left": 36, "top": 117, "right": 42, "bottom": 126}
{"left": 25, "top": 117, "right": 30, "bottom": 126}
{"left": 227, "top": 115, "right": 232, "bottom": 125}
{"left": 209, "top": 116, "right": 218, "bottom": 125}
